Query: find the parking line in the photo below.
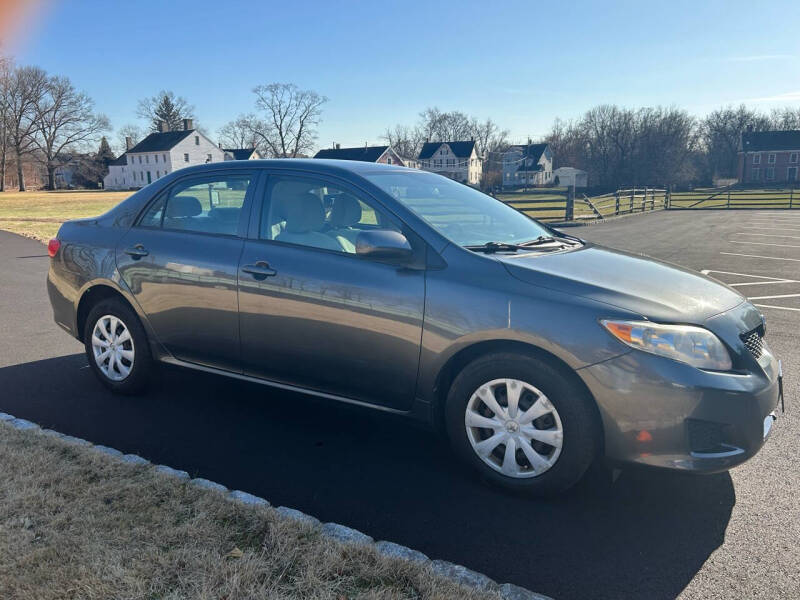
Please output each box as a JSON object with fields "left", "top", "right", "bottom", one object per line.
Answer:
{"left": 748, "top": 293, "right": 800, "bottom": 300}
{"left": 729, "top": 240, "right": 800, "bottom": 248}
{"left": 753, "top": 304, "right": 800, "bottom": 312}
{"left": 720, "top": 252, "right": 800, "bottom": 262}
{"left": 735, "top": 232, "right": 800, "bottom": 239}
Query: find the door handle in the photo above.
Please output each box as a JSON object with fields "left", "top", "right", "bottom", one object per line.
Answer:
{"left": 241, "top": 261, "right": 277, "bottom": 280}
{"left": 124, "top": 244, "right": 149, "bottom": 259}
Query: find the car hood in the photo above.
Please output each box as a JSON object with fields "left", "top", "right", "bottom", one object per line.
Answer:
{"left": 497, "top": 243, "right": 744, "bottom": 322}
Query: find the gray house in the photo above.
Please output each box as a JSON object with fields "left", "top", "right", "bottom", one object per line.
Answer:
{"left": 502, "top": 143, "right": 553, "bottom": 189}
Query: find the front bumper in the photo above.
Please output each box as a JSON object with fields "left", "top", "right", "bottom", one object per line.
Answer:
{"left": 578, "top": 348, "right": 781, "bottom": 473}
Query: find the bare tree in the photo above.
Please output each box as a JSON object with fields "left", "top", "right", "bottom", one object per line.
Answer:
{"left": 33, "top": 75, "right": 109, "bottom": 189}
{"left": 136, "top": 90, "right": 196, "bottom": 132}
{"left": 115, "top": 123, "right": 144, "bottom": 155}
{"left": 381, "top": 124, "right": 426, "bottom": 160}
{"left": 770, "top": 107, "right": 800, "bottom": 130}
{"left": 0, "top": 54, "right": 12, "bottom": 191}
{"left": 217, "top": 114, "right": 263, "bottom": 152}
{"left": 701, "top": 105, "right": 771, "bottom": 180}
{"left": 251, "top": 83, "right": 327, "bottom": 157}
{"left": 5, "top": 65, "right": 47, "bottom": 191}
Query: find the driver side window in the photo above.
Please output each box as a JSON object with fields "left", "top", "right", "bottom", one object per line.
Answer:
{"left": 261, "top": 175, "right": 398, "bottom": 253}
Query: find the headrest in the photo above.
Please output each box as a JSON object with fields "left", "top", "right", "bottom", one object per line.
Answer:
{"left": 328, "top": 195, "right": 362, "bottom": 227}
{"left": 284, "top": 193, "right": 325, "bottom": 233}
{"left": 166, "top": 195, "right": 202, "bottom": 218}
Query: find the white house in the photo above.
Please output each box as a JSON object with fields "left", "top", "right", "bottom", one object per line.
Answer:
{"left": 103, "top": 119, "right": 225, "bottom": 190}
{"left": 502, "top": 143, "right": 553, "bottom": 188}
{"left": 553, "top": 167, "right": 588, "bottom": 188}
{"left": 418, "top": 141, "right": 482, "bottom": 185}
{"left": 223, "top": 147, "right": 261, "bottom": 161}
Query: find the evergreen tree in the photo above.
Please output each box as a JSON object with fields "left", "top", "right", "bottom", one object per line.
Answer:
{"left": 96, "top": 136, "right": 114, "bottom": 168}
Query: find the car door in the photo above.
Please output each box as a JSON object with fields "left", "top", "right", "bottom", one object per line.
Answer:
{"left": 116, "top": 171, "right": 256, "bottom": 372}
{"left": 237, "top": 171, "right": 426, "bottom": 410}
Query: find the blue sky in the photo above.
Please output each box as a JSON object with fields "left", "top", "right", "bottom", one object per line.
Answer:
{"left": 9, "top": 0, "right": 800, "bottom": 149}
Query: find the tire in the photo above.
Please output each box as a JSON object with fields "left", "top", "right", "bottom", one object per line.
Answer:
{"left": 444, "top": 352, "right": 599, "bottom": 496}
{"left": 83, "top": 298, "right": 152, "bottom": 395}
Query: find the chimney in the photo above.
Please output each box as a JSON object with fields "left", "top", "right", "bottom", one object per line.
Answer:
{"left": 335, "top": 143, "right": 340, "bottom": 150}
{"left": 218, "top": 142, "right": 222, "bottom": 148}
{"left": 157, "top": 120, "right": 169, "bottom": 133}
{"left": 125, "top": 136, "right": 133, "bottom": 150}
{"left": 183, "top": 118, "right": 193, "bottom": 131}
{"left": 746, "top": 124, "right": 754, "bottom": 132}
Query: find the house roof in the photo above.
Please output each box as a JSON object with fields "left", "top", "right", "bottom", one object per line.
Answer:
{"left": 741, "top": 130, "right": 800, "bottom": 152}
{"left": 509, "top": 143, "right": 549, "bottom": 162}
{"left": 223, "top": 148, "right": 257, "bottom": 160}
{"left": 418, "top": 141, "right": 476, "bottom": 160}
{"left": 127, "top": 130, "right": 194, "bottom": 153}
{"left": 313, "top": 146, "right": 389, "bottom": 162}
{"left": 108, "top": 153, "right": 128, "bottom": 166}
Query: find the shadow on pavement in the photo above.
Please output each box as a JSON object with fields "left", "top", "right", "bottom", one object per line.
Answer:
{"left": 0, "top": 354, "right": 735, "bottom": 599}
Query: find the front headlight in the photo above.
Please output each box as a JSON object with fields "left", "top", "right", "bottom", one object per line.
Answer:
{"left": 601, "top": 319, "right": 732, "bottom": 371}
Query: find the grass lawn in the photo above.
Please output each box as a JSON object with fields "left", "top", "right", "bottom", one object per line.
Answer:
{"left": 670, "top": 188, "right": 799, "bottom": 209}
{"left": 0, "top": 420, "right": 500, "bottom": 600}
{"left": 0, "top": 190, "right": 133, "bottom": 242}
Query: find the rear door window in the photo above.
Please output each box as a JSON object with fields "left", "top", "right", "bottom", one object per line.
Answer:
{"left": 139, "top": 175, "right": 253, "bottom": 236}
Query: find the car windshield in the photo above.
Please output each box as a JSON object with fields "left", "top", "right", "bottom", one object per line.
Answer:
{"left": 364, "top": 171, "right": 552, "bottom": 247}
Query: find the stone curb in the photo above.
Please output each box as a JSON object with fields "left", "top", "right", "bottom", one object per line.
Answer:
{"left": 0, "top": 414, "right": 552, "bottom": 600}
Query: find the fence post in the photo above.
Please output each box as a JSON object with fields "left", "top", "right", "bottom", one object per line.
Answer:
{"left": 614, "top": 190, "right": 620, "bottom": 215}
{"left": 651, "top": 188, "right": 655, "bottom": 210}
{"left": 565, "top": 186, "right": 575, "bottom": 221}
{"left": 641, "top": 187, "right": 647, "bottom": 212}
{"left": 630, "top": 187, "right": 635, "bottom": 213}
{"left": 666, "top": 185, "right": 671, "bottom": 209}
{"left": 790, "top": 185, "right": 794, "bottom": 209}
{"left": 727, "top": 187, "right": 731, "bottom": 209}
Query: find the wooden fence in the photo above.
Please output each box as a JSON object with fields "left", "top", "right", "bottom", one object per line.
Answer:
{"left": 497, "top": 184, "right": 797, "bottom": 222}
{"left": 496, "top": 187, "right": 668, "bottom": 222}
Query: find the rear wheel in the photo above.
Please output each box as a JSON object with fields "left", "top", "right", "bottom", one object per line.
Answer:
{"left": 83, "top": 298, "right": 152, "bottom": 394}
{"left": 445, "top": 352, "right": 599, "bottom": 495}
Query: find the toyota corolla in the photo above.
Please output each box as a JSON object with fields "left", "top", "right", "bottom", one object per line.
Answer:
{"left": 46, "top": 160, "right": 782, "bottom": 494}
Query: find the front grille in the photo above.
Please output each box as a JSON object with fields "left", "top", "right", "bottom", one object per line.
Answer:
{"left": 687, "top": 419, "right": 727, "bottom": 453}
{"left": 740, "top": 326, "right": 765, "bottom": 359}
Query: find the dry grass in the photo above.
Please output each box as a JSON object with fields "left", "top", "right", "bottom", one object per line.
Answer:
{"left": 0, "top": 422, "right": 499, "bottom": 600}
{"left": 0, "top": 190, "right": 133, "bottom": 242}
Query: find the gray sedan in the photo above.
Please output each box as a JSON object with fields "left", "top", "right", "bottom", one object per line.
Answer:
{"left": 46, "top": 160, "right": 782, "bottom": 494}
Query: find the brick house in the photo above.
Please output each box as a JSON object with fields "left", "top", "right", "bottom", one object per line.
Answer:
{"left": 103, "top": 119, "right": 225, "bottom": 190}
{"left": 313, "top": 144, "right": 405, "bottom": 166}
{"left": 738, "top": 130, "right": 800, "bottom": 184}
{"left": 417, "top": 141, "right": 482, "bottom": 185}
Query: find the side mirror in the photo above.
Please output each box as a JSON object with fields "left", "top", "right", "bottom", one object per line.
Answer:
{"left": 356, "top": 229, "right": 413, "bottom": 261}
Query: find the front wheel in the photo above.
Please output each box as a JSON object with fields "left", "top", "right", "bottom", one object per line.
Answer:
{"left": 83, "top": 298, "right": 152, "bottom": 395}
{"left": 445, "top": 352, "right": 599, "bottom": 495}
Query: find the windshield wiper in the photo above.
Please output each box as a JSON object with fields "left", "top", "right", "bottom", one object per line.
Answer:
{"left": 464, "top": 241, "right": 529, "bottom": 253}
{"left": 519, "top": 235, "right": 560, "bottom": 246}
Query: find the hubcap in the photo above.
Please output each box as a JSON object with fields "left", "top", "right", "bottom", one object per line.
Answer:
{"left": 91, "top": 315, "right": 135, "bottom": 381}
{"left": 465, "top": 378, "right": 563, "bottom": 478}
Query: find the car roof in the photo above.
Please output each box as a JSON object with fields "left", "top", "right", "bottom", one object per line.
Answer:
{"left": 174, "top": 158, "right": 412, "bottom": 179}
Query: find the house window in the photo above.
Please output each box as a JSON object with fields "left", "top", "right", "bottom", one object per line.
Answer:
{"left": 751, "top": 167, "right": 760, "bottom": 181}
{"left": 791, "top": 153, "right": 798, "bottom": 163}
{"left": 434, "top": 159, "right": 442, "bottom": 168}
{"left": 156, "top": 171, "right": 160, "bottom": 178}
{"left": 138, "top": 155, "right": 142, "bottom": 164}
{"left": 386, "top": 157, "right": 392, "bottom": 165}
{"left": 206, "top": 154, "right": 212, "bottom": 162}
{"left": 146, "top": 155, "right": 149, "bottom": 163}
{"left": 195, "top": 136, "right": 200, "bottom": 145}
{"left": 767, "top": 153, "right": 776, "bottom": 164}
{"left": 766, "top": 167, "right": 775, "bottom": 180}
{"left": 132, "top": 171, "right": 136, "bottom": 181}
{"left": 788, "top": 167, "right": 798, "bottom": 182}
{"left": 446, "top": 159, "right": 455, "bottom": 167}
{"left": 154, "top": 154, "right": 158, "bottom": 163}
{"left": 184, "top": 153, "right": 189, "bottom": 162}
{"left": 163, "top": 154, "right": 168, "bottom": 162}
{"left": 753, "top": 154, "right": 761, "bottom": 164}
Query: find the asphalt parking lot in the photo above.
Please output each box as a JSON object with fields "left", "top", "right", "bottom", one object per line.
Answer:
{"left": 0, "top": 209, "right": 797, "bottom": 600}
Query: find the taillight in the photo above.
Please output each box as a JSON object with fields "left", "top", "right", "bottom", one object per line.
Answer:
{"left": 47, "top": 238, "right": 61, "bottom": 258}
